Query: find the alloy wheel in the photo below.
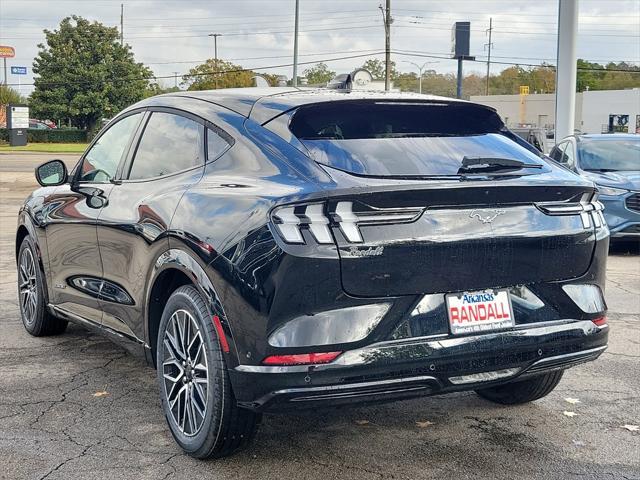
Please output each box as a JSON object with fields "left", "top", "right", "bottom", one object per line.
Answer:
{"left": 19, "top": 247, "right": 38, "bottom": 326}
{"left": 162, "top": 309, "right": 209, "bottom": 437}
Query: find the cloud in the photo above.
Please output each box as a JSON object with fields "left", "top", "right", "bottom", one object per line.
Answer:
{"left": 0, "top": 0, "right": 638, "bottom": 93}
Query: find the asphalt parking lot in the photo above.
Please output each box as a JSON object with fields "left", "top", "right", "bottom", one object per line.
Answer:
{"left": 0, "top": 153, "right": 638, "bottom": 480}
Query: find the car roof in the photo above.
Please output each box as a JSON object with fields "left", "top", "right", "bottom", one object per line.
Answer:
{"left": 576, "top": 133, "right": 639, "bottom": 141}
{"left": 148, "top": 87, "right": 473, "bottom": 125}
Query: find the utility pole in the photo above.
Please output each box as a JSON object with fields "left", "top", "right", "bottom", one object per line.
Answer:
{"left": 379, "top": 0, "right": 392, "bottom": 91}
{"left": 208, "top": 33, "right": 222, "bottom": 89}
{"left": 173, "top": 72, "right": 179, "bottom": 88}
{"left": 292, "top": 0, "right": 300, "bottom": 86}
{"left": 484, "top": 17, "right": 493, "bottom": 95}
{"left": 555, "top": 0, "right": 579, "bottom": 142}
{"left": 120, "top": 4, "right": 124, "bottom": 46}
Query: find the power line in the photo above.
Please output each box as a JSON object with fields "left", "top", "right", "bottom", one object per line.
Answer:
{"left": 1, "top": 23, "right": 384, "bottom": 40}
{"left": 393, "top": 50, "right": 640, "bottom": 73}
{"left": 7, "top": 48, "right": 639, "bottom": 89}
{"left": 5, "top": 51, "right": 388, "bottom": 88}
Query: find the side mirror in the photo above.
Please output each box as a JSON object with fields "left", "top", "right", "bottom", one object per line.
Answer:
{"left": 35, "top": 160, "right": 68, "bottom": 187}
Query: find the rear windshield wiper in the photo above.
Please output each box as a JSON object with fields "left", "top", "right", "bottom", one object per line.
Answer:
{"left": 458, "top": 156, "right": 543, "bottom": 174}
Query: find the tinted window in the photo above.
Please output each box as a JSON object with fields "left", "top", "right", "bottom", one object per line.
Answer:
{"left": 549, "top": 145, "right": 564, "bottom": 162}
{"left": 80, "top": 113, "right": 142, "bottom": 182}
{"left": 291, "top": 101, "right": 503, "bottom": 140}
{"left": 578, "top": 137, "right": 640, "bottom": 171}
{"left": 129, "top": 112, "right": 203, "bottom": 180}
{"left": 290, "top": 101, "right": 546, "bottom": 177}
{"left": 207, "top": 127, "right": 231, "bottom": 161}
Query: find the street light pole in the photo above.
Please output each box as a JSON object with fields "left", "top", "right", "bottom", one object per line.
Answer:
{"left": 403, "top": 60, "right": 437, "bottom": 94}
{"left": 292, "top": 0, "right": 300, "bottom": 86}
{"left": 208, "top": 33, "right": 222, "bottom": 89}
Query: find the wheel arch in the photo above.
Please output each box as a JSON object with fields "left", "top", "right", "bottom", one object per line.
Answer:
{"left": 16, "top": 213, "right": 48, "bottom": 280}
{"left": 15, "top": 224, "right": 30, "bottom": 261}
{"left": 146, "top": 248, "right": 237, "bottom": 368}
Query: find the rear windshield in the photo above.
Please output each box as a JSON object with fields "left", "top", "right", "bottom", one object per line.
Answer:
{"left": 289, "top": 101, "right": 546, "bottom": 177}
{"left": 578, "top": 137, "right": 640, "bottom": 172}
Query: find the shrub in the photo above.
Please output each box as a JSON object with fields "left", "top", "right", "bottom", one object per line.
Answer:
{"left": 0, "top": 128, "right": 88, "bottom": 143}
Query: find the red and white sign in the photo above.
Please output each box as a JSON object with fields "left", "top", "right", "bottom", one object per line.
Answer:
{"left": 446, "top": 289, "right": 514, "bottom": 335}
{"left": 0, "top": 46, "right": 16, "bottom": 59}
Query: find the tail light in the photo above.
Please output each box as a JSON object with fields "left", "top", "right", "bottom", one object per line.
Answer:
{"left": 271, "top": 201, "right": 424, "bottom": 245}
{"left": 536, "top": 192, "right": 605, "bottom": 229}
{"left": 262, "top": 351, "right": 342, "bottom": 366}
{"left": 591, "top": 316, "right": 607, "bottom": 327}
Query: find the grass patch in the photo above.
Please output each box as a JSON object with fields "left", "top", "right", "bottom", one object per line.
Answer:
{"left": 0, "top": 143, "right": 88, "bottom": 154}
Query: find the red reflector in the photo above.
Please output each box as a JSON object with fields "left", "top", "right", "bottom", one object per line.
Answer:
{"left": 262, "top": 351, "right": 342, "bottom": 366}
{"left": 212, "top": 315, "right": 230, "bottom": 353}
{"left": 591, "top": 316, "right": 607, "bottom": 326}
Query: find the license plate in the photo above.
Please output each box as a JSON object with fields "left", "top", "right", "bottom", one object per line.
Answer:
{"left": 446, "top": 288, "right": 515, "bottom": 335}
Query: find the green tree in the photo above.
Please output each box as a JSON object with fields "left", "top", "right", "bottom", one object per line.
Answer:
{"left": 302, "top": 63, "right": 335, "bottom": 85}
{"left": 361, "top": 58, "right": 397, "bottom": 80}
{"left": 30, "top": 16, "right": 152, "bottom": 133}
{"left": 420, "top": 71, "right": 457, "bottom": 97}
{"left": 143, "top": 81, "right": 180, "bottom": 98}
{"left": 183, "top": 59, "right": 255, "bottom": 90}
{"left": 0, "top": 85, "right": 26, "bottom": 105}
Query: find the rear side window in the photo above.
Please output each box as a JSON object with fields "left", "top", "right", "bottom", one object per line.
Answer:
{"left": 129, "top": 112, "right": 203, "bottom": 180}
{"left": 207, "top": 127, "right": 232, "bottom": 161}
{"left": 289, "top": 101, "right": 546, "bottom": 177}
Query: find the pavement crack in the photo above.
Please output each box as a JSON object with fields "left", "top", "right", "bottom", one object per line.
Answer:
{"left": 38, "top": 443, "right": 92, "bottom": 480}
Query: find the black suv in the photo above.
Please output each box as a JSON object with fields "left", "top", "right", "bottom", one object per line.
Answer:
{"left": 17, "top": 88, "right": 609, "bottom": 458}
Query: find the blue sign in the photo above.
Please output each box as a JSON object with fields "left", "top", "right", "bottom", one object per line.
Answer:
{"left": 11, "top": 66, "right": 27, "bottom": 75}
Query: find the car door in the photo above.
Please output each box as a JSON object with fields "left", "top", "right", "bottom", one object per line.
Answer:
{"left": 44, "top": 112, "right": 144, "bottom": 323}
{"left": 96, "top": 109, "right": 206, "bottom": 342}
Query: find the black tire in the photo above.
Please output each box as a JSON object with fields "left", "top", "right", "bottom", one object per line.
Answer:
{"left": 17, "top": 235, "right": 68, "bottom": 336}
{"left": 156, "top": 285, "right": 260, "bottom": 459}
{"left": 475, "top": 370, "right": 564, "bottom": 405}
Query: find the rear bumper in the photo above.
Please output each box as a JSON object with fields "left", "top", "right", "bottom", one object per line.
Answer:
{"left": 230, "top": 320, "right": 608, "bottom": 412}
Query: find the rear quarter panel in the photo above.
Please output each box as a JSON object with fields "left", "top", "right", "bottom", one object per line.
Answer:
{"left": 168, "top": 117, "right": 337, "bottom": 366}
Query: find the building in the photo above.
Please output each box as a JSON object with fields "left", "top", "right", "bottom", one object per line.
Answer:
{"left": 471, "top": 88, "right": 640, "bottom": 135}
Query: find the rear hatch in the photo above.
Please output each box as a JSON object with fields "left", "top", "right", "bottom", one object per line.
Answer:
{"left": 284, "top": 100, "right": 601, "bottom": 297}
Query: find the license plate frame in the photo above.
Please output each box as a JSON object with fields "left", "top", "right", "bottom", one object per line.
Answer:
{"left": 445, "top": 288, "right": 515, "bottom": 335}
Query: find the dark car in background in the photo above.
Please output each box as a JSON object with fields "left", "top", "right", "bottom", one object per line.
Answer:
{"left": 29, "top": 119, "right": 56, "bottom": 129}
{"left": 17, "top": 88, "right": 609, "bottom": 458}
{"left": 550, "top": 134, "right": 640, "bottom": 240}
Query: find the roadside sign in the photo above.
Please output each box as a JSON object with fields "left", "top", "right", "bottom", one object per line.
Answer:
{"left": 11, "top": 66, "right": 27, "bottom": 75}
{"left": 7, "top": 105, "right": 29, "bottom": 129}
{"left": 0, "top": 46, "right": 16, "bottom": 58}
{"left": 6, "top": 105, "right": 29, "bottom": 147}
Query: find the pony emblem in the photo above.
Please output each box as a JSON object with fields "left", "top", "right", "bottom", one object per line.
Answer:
{"left": 469, "top": 209, "right": 506, "bottom": 224}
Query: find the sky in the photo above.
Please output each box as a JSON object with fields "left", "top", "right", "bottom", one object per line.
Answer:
{"left": 0, "top": 0, "right": 639, "bottom": 94}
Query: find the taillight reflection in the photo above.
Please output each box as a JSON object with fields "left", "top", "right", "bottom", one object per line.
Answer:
{"left": 262, "top": 351, "right": 342, "bottom": 366}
